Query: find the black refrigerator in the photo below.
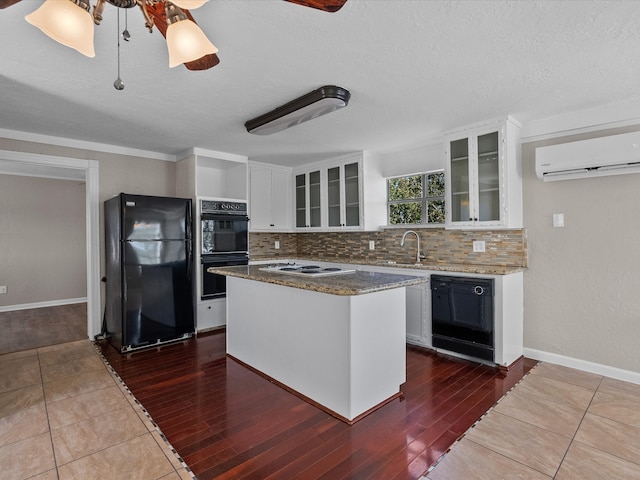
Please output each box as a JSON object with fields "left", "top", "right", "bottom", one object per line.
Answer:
{"left": 104, "top": 193, "right": 195, "bottom": 352}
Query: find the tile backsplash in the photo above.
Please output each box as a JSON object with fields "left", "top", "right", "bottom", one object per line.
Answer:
{"left": 250, "top": 228, "right": 527, "bottom": 267}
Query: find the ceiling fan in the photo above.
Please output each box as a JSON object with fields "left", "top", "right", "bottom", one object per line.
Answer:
{"left": 0, "top": 0, "right": 348, "bottom": 71}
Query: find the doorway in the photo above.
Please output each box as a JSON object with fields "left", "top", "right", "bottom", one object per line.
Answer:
{"left": 0, "top": 150, "right": 100, "bottom": 341}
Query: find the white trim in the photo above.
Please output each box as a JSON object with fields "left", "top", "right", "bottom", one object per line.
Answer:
{"left": 85, "top": 161, "right": 101, "bottom": 339}
{"left": 524, "top": 347, "right": 640, "bottom": 386}
{"left": 0, "top": 149, "right": 101, "bottom": 341}
{"left": 177, "top": 147, "right": 248, "bottom": 164}
{"left": 0, "top": 128, "right": 176, "bottom": 162}
{"left": 0, "top": 298, "right": 87, "bottom": 313}
{"left": 520, "top": 98, "right": 640, "bottom": 144}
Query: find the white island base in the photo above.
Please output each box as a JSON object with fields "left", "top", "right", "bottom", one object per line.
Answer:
{"left": 226, "top": 276, "right": 407, "bottom": 424}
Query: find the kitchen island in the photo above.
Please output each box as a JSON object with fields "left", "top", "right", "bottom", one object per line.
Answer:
{"left": 209, "top": 265, "right": 427, "bottom": 423}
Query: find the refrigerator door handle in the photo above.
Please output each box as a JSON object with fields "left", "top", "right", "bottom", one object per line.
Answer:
{"left": 186, "top": 239, "right": 193, "bottom": 280}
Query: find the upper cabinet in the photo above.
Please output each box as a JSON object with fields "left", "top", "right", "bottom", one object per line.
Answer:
{"left": 294, "top": 152, "right": 386, "bottom": 231}
{"left": 327, "top": 162, "right": 360, "bottom": 228}
{"left": 444, "top": 117, "right": 522, "bottom": 229}
{"left": 176, "top": 148, "right": 248, "bottom": 201}
{"left": 249, "top": 163, "right": 292, "bottom": 231}
{"left": 295, "top": 169, "right": 322, "bottom": 229}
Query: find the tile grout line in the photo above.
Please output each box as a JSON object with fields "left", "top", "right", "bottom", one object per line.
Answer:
{"left": 92, "top": 341, "right": 198, "bottom": 480}
{"left": 549, "top": 373, "right": 604, "bottom": 479}
{"left": 36, "top": 346, "right": 62, "bottom": 479}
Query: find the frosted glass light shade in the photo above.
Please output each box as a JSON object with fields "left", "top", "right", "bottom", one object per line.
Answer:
{"left": 170, "top": 0, "right": 209, "bottom": 9}
{"left": 166, "top": 19, "right": 217, "bottom": 68}
{"left": 25, "top": 0, "right": 95, "bottom": 58}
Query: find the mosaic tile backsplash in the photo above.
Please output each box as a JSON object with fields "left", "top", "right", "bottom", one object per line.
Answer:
{"left": 250, "top": 228, "right": 527, "bottom": 267}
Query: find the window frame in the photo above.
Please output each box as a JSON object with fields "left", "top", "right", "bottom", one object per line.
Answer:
{"left": 387, "top": 170, "right": 445, "bottom": 226}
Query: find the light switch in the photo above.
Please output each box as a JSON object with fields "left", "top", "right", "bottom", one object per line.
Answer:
{"left": 369, "top": 240, "right": 375, "bottom": 250}
{"left": 274, "top": 241, "right": 280, "bottom": 249}
{"left": 553, "top": 213, "right": 565, "bottom": 228}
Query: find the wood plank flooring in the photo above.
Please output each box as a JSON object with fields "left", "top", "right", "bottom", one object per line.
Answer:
{"left": 100, "top": 330, "right": 536, "bottom": 480}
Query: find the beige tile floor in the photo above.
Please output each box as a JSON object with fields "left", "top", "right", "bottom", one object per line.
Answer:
{"left": 0, "top": 340, "right": 194, "bottom": 480}
{"left": 426, "top": 362, "right": 640, "bottom": 480}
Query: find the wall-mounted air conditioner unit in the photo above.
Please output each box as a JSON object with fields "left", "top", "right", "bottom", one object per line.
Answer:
{"left": 535, "top": 130, "right": 640, "bottom": 181}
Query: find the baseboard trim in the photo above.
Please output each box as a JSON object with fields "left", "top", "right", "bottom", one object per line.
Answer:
{"left": 0, "top": 298, "right": 87, "bottom": 313}
{"left": 524, "top": 347, "right": 640, "bottom": 385}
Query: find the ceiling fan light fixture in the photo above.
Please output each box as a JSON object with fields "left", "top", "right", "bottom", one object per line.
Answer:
{"left": 165, "top": 3, "right": 217, "bottom": 68}
{"left": 25, "top": 0, "right": 95, "bottom": 58}
{"left": 245, "top": 85, "right": 351, "bottom": 135}
{"left": 170, "top": 0, "right": 209, "bottom": 10}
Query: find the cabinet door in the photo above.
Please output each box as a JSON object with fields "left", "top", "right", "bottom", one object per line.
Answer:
{"left": 295, "top": 173, "right": 306, "bottom": 228}
{"left": 327, "top": 166, "right": 341, "bottom": 227}
{"left": 344, "top": 162, "right": 360, "bottom": 227}
{"left": 249, "top": 166, "right": 272, "bottom": 230}
{"left": 270, "top": 169, "right": 290, "bottom": 229}
{"left": 476, "top": 131, "right": 500, "bottom": 222}
{"left": 449, "top": 137, "right": 472, "bottom": 223}
{"left": 326, "top": 162, "right": 360, "bottom": 228}
{"left": 295, "top": 171, "right": 321, "bottom": 228}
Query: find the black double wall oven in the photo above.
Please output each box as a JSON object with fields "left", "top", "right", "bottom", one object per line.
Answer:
{"left": 200, "top": 200, "right": 249, "bottom": 299}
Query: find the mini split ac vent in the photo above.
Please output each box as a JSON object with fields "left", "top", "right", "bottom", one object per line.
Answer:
{"left": 535, "top": 130, "right": 640, "bottom": 181}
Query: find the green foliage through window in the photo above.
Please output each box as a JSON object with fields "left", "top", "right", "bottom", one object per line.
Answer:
{"left": 388, "top": 172, "right": 445, "bottom": 225}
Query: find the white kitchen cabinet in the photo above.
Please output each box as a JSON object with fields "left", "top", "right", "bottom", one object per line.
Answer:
{"left": 295, "top": 169, "right": 322, "bottom": 229}
{"left": 176, "top": 147, "right": 248, "bottom": 201}
{"left": 294, "top": 152, "right": 386, "bottom": 231}
{"left": 326, "top": 161, "right": 360, "bottom": 228}
{"left": 444, "top": 117, "right": 522, "bottom": 229}
{"left": 196, "top": 298, "right": 226, "bottom": 331}
{"left": 249, "top": 163, "right": 292, "bottom": 231}
{"left": 363, "top": 264, "right": 431, "bottom": 347}
{"left": 176, "top": 147, "right": 248, "bottom": 333}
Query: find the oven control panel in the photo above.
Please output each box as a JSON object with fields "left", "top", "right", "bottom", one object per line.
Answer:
{"left": 201, "top": 200, "right": 247, "bottom": 215}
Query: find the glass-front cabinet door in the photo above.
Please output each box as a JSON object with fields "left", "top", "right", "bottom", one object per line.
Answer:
{"left": 327, "top": 166, "right": 341, "bottom": 227}
{"left": 476, "top": 131, "right": 500, "bottom": 222}
{"left": 295, "top": 170, "right": 321, "bottom": 228}
{"left": 445, "top": 117, "right": 521, "bottom": 229}
{"left": 326, "top": 162, "right": 360, "bottom": 228}
{"left": 343, "top": 162, "right": 360, "bottom": 227}
{"left": 449, "top": 138, "right": 470, "bottom": 223}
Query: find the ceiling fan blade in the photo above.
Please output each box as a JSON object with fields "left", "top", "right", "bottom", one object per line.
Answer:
{"left": 283, "top": 0, "right": 347, "bottom": 13}
{"left": 0, "top": 0, "right": 22, "bottom": 9}
{"left": 145, "top": 1, "right": 219, "bottom": 71}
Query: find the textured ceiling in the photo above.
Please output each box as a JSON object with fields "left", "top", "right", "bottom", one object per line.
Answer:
{"left": 1, "top": 0, "right": 640, "bottom": 166}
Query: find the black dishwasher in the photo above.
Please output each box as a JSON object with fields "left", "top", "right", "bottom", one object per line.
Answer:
{"left": 431, "top": 275, "right": 495, "bottom": 362}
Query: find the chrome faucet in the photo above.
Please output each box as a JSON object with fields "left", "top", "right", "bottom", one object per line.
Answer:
{"left": 400, "top": 230, "right": 426, "bottom": 264}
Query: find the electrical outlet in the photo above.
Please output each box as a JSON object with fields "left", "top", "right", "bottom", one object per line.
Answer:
{"left": 369, "top": 240, "right": 375, "bottom": 250}
{"left": 274, "top": 241, "right": 280, "bottom": 249}
{"left": 472, "top": 240, "right": 486, "bottom": 253}
{"left": 0, "top": 286, "right": 6, "bottom": 294}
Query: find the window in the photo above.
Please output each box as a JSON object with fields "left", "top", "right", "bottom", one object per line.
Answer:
{"left": 387, "top": 171, "right": 445, "bottom": 225}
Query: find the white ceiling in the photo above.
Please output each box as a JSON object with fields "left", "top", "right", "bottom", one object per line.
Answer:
{"left": 2, "top": 0, "right": 640, "bottom": 167}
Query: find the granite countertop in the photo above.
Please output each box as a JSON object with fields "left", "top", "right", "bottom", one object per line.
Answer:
{"left": 208, "top": 265, "right": 428, "bottom": 296}
{"left": 249, "top": 256, "right": 526, "bottom": 276}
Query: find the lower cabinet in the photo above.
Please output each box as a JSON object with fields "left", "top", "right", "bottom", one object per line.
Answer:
{"left": 405, "top": 282, "right": 432, "bottom": 348}
{"left": 196, "top": 299, "right": 226, "bottom": 331}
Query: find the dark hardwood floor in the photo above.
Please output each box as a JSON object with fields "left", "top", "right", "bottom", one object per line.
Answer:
{"left": 100, "top": 330, "right": 536, "bottom": 480}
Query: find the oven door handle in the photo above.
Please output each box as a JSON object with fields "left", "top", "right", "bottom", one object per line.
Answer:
{"left": 201, "top": 214, "right": 249, "bottom": 222}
